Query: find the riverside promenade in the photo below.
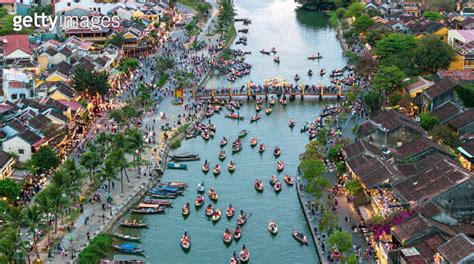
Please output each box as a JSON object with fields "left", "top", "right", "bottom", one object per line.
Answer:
{"left": 44, "top": 3, "right": 219, "bottom": 263}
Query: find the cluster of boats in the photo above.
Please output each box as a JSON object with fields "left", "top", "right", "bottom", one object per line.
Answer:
{"left": 299, "top": 104, "right": 342, "bottom": 140}
{"left": 185, "top": 121, "right": 217, "bottom": 140}
{"left": 226, "top": 63, "right": 252, "bottom": 82}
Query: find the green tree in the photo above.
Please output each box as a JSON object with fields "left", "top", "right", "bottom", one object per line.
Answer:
{"left": 72, "top": 67, "right": 110, "bottom": 97}
{"left": 319, "top": 210, "right": 339, "bottom": 234}
{"left": 327, "top": 146, "right": 342, "bottom": 162}
{"left": 80, "top": 150, "right": 101, "bottom": 182}
{"left": 344, "top": 2, "right": 365, "bottom": 18}
{"left": 328, "top": 231, "right": 353, "bottom": 254}
{"left": 366, "top": 29, "right": 385, "bottom": 47}
{"left": 97, "top": 159, "right": 118, "bottom": 194}
{"left": 31, "top": 146, "right": 60, "bottom": 174}
{"left": 420, "top": 112, "right": 439, "bottom": 130}
{"left": 155, "top": 56, "right": 175, "bottom": 72}
{"left": 352, "top": 15, "right": 374, "bottom": 34}
{"left": 24, "top": 205, "right": 44, "bottom": 259}
{"left": 388, "top": 91, "right": 403, "bottom": 106}
{"left": 347, "top": 254, "right": 358, "bottom": 264}
{"left": 109, "top": 148, "right": 130, "bottom": 193}
{"left": 375, "top": 33, "right": 417, "bottom": 75}
{"left": 118, "top": 58, "right": 139, "bottom": 74}
{"left": 430, "top": 124, "right": 460, "bottom": 147}
{"left": 125, "top": 128, "right": 145, "bottom": 166}
{"left": 0, "top": 179, "right": 20, "bottom": 201}
{"left": 345, "top": 179, "right": 363, "bottom": 195}
{"left": 300, "top": 159, "right": 325, "bottom": 179}
{"left": 306, "top": 176, "right": 331, "bottom": 200}
{"left": 414, "top": 35, "right": 455, "bottom": 74}
{"left": 423, "top": 11, "right": 444, "bottom": 20}
{"left": 300, "top": 141, "right": 324, "bottom": 161}
{"left": 364, "top": 91, "right": 382, "bottom": 113}
{"left": 372, "top": 65, "right": 406, "bottom": 94}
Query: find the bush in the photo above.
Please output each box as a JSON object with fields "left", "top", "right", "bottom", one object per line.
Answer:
{"left": 170, "top": 139, "right": 182, "bottom": 150}
{"left": 77, "top": 234, "right": 112, "bottom": 264}
{"left": 388, "top": 91, "right": 403, "bottom": 106}
{"left": 420, "top": 113, "right": 439, "bottom": 131}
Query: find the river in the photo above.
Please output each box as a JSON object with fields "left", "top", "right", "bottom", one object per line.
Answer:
{"left": 114, "top": 0, "right": 346, "bottom": 263}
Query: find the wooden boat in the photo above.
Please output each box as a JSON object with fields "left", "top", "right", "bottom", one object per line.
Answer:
{"left": 260, "top": 49, "right": 271, "bottom": 55}
{"left": 205, "top": 205, "right": 214, "bottom": 217}
{"left": 208, "top": 123, "right": 217, "bottom": 131}
{"left": 148, "top": 193, "right": 177, "bottom": 199}
{"left": 250, "top": 114, "right": 260, "bottom": 123}
{"left": 120, "top": 220, "right": 148, "bottom": 228}
{"left": 308, "top": 54, "right": 322, "bottom": 60}
{"left": 265, "top": 108, "right": 272, "bottom": 115}
{"left": 233, "top": 227, "right": 242, "bottom": 240}
{"left": 320, "top": 68, "right": 326, "bottom": 76}
{"left": 238, "top": 28, "right": 249, "bottom": 33}
{"left": 269, "top": 175, "right": 277, "bottom": 185}
{"left": 250, "top": 137, "right": 257, "bottom": 147}
{"left": 288, "top": 119, "right": 295, "bottom": 128}
{"left": 228, "top": 161, "right": 236, "bottom": 172}
{"left": 308, "top": 69, "right": 313, "bottom": 76}
{"left": 158, "top": 182, "right": 187, "bottom": 188}
{"left": 195, "top": 195, "right": 204, "bottom": 207}
{"left": 255, "top": 104, "right": 262, "bottom": 112}
{"left": 208, "top": 189, "right": 219, "bottom": 202}
{"left": 202, "top": 162, "right": 210, "bottom": 173}
{"left": 223, "top": 229, "right": 233, "bottom": 244}
{"left": 236, "top": 211, "right": 248, "bottom": 226}
{"left": 284, "top": 175, "right": 294, "bottom": 185}
{"left": 113, "top": 243, "right": 144, "bottom": 254}
{"left": 258, "top": 144, "right": 266, "bottom": 153}
{"left": 226, "top": 205, "right": 235, "bottom": 218}
{"left": 269, "top": 98, "right": 276, "bottom": 105}
{"left": 213, "top": 165, "right": 221, "bottom": 176}
{"left": 273, "top": 147, "right": 281, "bottom": 157}
{"left": 167, "top": 162, "right": 187, "bottom": 170}
{"left": 197, "top": 182, "right": 205, "bottom": 193}
{"left": 238, "top": 129, "right": 248, "bottom": 138}
{"left": 169, "top": 153, "right": 200, "bottom": 162}
{"left": 232, "top": 144, "right": 242, "bottom": 153}
{"left": 267, "top": 221, "right": 278, "bottom": 235}
{"left": 271, "top": 47, "right": 276, "bottom": 53}
{"left": 180, "top": 233, "right": 191, "bottom": 250}
{"left": 279, "top": 97, "right": 287, "bottom": 105}
{"left": 218, "top": 150, "right": 226, "bottom": 161}
{"left": 182, "top": 203, "right": 190, "bottom": 217}
{"left": 211, "top": 209, "right": 222, "bottom": 222}
{"left": 292, "top": 230, "right": 308, "bottom": 245}
{"left": 131, "top": 207, "right": 164, "bottom": 214}
{"left": 274, "top": 181, "right": 282, "bottom": 193}
{"left": 230, "top": 252, "right": 239, "bottom": 264}
{"left": 294, "top": 74, "right": 300, "bottom": 81}
{"left": 254, "top": 179, "right": 263, "bottom": 192}
{"left": 114, "top": 233, "right": 141, "bottom": 242}
{"left": 142, "top": 198, "right": 173, "bottom": 207}
{"left": 220, "top": 137, "right": 228, "bottom": 147}
{"left": 225, "top": 113, "right": 244, "bottom": 120}
{"left": 202, "top": 133, "right": 210, "bottom": 141}
{"left": 239, "top": 245, "right": 250, "bottom": 263}
{"left": 273, "top": 56, "right": 280, "bottom": 63}
{"left": 276, "top": 161, "right": 285, "bottom": 172}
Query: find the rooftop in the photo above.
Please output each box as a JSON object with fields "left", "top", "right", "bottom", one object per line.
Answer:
{"left": 438, "top": 233, "right": 474, "bottom": 264}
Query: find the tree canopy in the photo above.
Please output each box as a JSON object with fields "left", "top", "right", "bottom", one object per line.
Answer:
{"left": 328, "top": 230, "right": 353, "bottom": 254}
{"left": 0, "top": 179, "right": 20, "bottom": 201}
{"left": 372, "top": 65, "right": 406, "bottom": 94}
{"left": 72, "top": 67, "right": 110, "bottom": 96}
{"left": 413, "top": 35, "right": 455, "bottom": 74}
{"left": 31, "top": 146, "right": 60, "bottom": 174}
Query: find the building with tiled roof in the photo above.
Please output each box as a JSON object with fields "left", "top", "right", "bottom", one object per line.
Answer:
{"left": 357, "top": 110, "right": 425, "bottom": 148}
{"left": 0, "top": 35, "right": 34, "bottom": 64}
{"left": 430, "top": 102, "right": 463, "bottom": 124}
{"left": 438, "top": 233, "right": 474, "bottom": 263}
{"left": 391, "top": 137, "right": 451, "bottom": 161}
{"left": 422, "top": 78, "right": 460, "bottom": 111}
{"left": 457, "top": 139, "right": 474, "bottom": 171}
{"left": 2, "top": 129, "right": 44, "bottom": 162}
{"left": 448, "top": 109, "right": 474, "bottom": 135}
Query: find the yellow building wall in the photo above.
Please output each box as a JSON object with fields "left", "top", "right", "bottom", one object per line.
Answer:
{"left": 449, "top": 54, "right": 465, "bottom": 70}
{"left": 49, "top": 91, "right": 70, "bottom": 101}
{"left": 38, "top": 55, "right": 49, "bottom": 73}
{"left": 434, "top": 27, "right": 448, "bottom": 43}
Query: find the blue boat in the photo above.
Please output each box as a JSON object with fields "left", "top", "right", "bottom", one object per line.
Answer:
{"left": 113, "top": 243, "right": 144, "bottom": 254}
{"left": 167, "top": 162, "right": 188, "bottom": 170}
{"left": 152, "top": 186, "right": 181, "bottom": 192}
{"left": 148, "top": 189, "right": 183, "bottom": 195}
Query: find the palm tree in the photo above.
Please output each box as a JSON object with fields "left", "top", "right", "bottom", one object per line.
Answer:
{"left": 24, "top": 205, "right": 43, "bottom": 259}
{"left": 80, "top": 150, "right": 101, "bottom": 183}
{"left": 35, "top": 191, "right": 53, "bottom": 245}
{"left": 109, "top": 149, "right": 130, "bottom": 193}
{"left": 97, "top": 159, "right": 118, "bottom": 194}
{"left": 45, "top": 184, "right": 71, "bottom": 233}
{"left": 3, "top": 206, "right": 27, "bottom": 237}
{"left": 0, "top": 227, "right": 30, "bottom": 264}
{"left": 62, "top": 159, "right": 86, "bottom": 198}
{"left": 125, "top": 128, "right": 145, "bottom": 166}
